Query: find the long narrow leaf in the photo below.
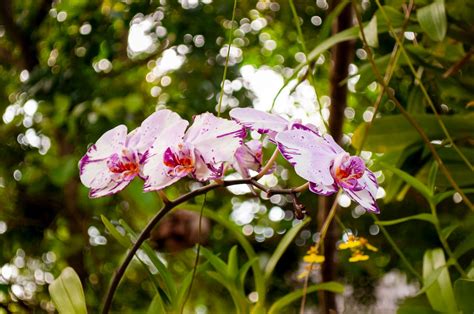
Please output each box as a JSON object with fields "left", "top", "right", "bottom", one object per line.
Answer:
{"left": 375, "top": 213, "right": 437, "bottom": 226}
{"left": 268, "top": 282, "right": 344, "bottom": 314}
{"left": 101, "top": 215, "right": 130, "bottom": 248}
{"left": 119, "top": 220, "right": 177, "bottom": 300}
{"left": 264, "top": 218, "right": 310, "bottom": 281}
{"left": 379, "top": 162, "right": 432, "bottom": 200}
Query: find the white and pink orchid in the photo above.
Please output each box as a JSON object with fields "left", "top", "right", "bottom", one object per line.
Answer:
{"left": 275, "top": 128, "right": 379, "bottom": 213}
{"left": 229, "top": 108, "right": 318, "bottom": 141}
{"left": 232, "top": 139, "right": 263, "bottom": 178}
{"left": 143, "top": 112, "right": 245, "bottom": 191}
{"left": 79, "top": 109, "right": 186, "bottom": 198}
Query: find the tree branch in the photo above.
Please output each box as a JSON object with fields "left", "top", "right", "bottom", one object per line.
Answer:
{"left": 101, "top": 176, "right": 308, "bottom": 313}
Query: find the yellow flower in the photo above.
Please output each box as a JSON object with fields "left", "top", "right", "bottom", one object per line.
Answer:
{"left": 303, "top": 254, "right": 325, "bottom": 263}
{"left": 302, "top": 245, "right": 325, "bottom": 264}
{"left": 338, "top": 235, "right": 361, "bottom": 250}
{"left": 360, "top": 237, "right": 378, "bottom": 252}
{"left": 338, "top": 235, "right": 378, "bottom": 262}
{"left": 349, "top": 251, "right": 369, "bottom": 262}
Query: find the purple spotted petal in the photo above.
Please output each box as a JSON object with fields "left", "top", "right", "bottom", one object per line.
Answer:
{"left": 276, "top": 129, "right": 337, "bottom": 186}
{"left": 343, "top": 170, "right": 379, "bottom": 213}
{"left": 185, "top": 112, "right": 245, "bottom": 165}
{"left": 229, "top": 108, "right": 289, "bottom": 141}
{"left": 89, "top": 180, "right": 131, "bottom": 199}
{"left": 232, "top": 140, "right": 263, "bottom": 177}
{"left": 193, "top": 152, "right": 225, "bottom": 181}
{"left": 309, "top": 182, "right": 338, "bottom": 196}
{"left": 142, "top": 123, "right": 188, "bottom": 191}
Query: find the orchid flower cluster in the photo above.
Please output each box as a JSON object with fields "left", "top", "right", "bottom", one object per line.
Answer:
{"left": 79, "top": 108, "right": 379, "bottom": 214}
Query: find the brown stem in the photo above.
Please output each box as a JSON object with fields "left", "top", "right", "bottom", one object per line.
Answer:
{"left": 317, "top": 1, "right": 354, "bottom": 312}
{"left": 101, "top": 177, "right": 307, "bottom": 313}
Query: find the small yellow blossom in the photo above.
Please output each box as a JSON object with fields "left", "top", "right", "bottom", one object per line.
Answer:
{"left": 338, "top": 234, "right": 377, "bottom": 262}
{"left": 303, "top": 254, "right": 325, "bottom": 263}
{"left": 349, "top": 251, "right": 369, "bottom": 262}
{"left": 338, "top": 235, "right": 361, "bottom": 250}
{"left": 360, "top": 237, "right": 378, "bottom": 252}
{"left": 303, "top": 245, "right": 325, "bottom": 264}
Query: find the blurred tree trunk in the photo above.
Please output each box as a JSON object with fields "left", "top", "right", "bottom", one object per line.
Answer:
{"left": 317, "top": 1, "right": 354, "bottom": 313}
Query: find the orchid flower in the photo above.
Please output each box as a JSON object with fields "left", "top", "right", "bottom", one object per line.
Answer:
{"left": 143, "top": 112, "right": 245, "bottom": 191}
{"left": 275, "top": 128, "right": 380, "bottom": 213}
{"left": 229, "top": 108, "right": 317, "bottom": 141}
{"left": 79, "top": 109, "right": 186, "bottom": 198}
{"left": 232, "top": 140, "right": 263, "bottom": 178}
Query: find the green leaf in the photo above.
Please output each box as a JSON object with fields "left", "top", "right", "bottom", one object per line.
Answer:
{"left": 454, "top": 278, "right": 474, "bottom": 314}
{"left": 422, "top": 248, "right": 457, "bottom": 313}
{"left": 119, "top": 220, "right": 176, "bottom": 300}
{"left": 352, "top": 114, "right": 474, "bottom": 153}
{"left": 238, "top": 258, "right": 258, "bottom": 291}
{"left": 183, "top": 205, "right": 266, "bottom": 305}
{"left": 174, "top": 260, "right": 210, "bottom": 312}
{"left": 417, "top": 0, "right": 447, "bottom": 42}
{"left": 453, "top": 232, "right": 474, "bottom": 259}
{"left": 268, "top": 282, "right": 344, "bottom": 314}
{"left": 362, "top": 15, "right": 378, "bottom": 48}
{"left": 200, "top": 247, "right": 229, "bottom": 278}
{"left": 397, "top": 295, "right": 438, "bottom": 314}
{"left": 147, "top": 292, "right": 166, "bottom": 314}
{"left": 227, "top": 246, "right": 239, "bottom": 279}
{"left": 101, "top": 215, "right": 130, "bottom": 248}
{"left": 433, "top": 188, "right": 474, "bottom": 205}
{"left": 48, "top": 267, "right": 87, "bottom": 314}
{"left": 379, "top": 162, "right": 432, "bottom": 200}
{"left": 440, "top": 223, "right": 459, "bottom": 240}
{"left": 375, "top": 213, "right": 437, "bottom": 226}
{"left": 264, "top": 217, "right": 310, "bottom": 282}
{"left": 427, "top": 162, "right": 438, "bottom": 195}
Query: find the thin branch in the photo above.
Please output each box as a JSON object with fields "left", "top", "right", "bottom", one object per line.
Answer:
{"left": 442, "top": 48, "right": 474, "bottom": 78}
{"left": 101, "top": 176, "right": 308, "bottom": 313}
{"left": 216, "top": 0, "right": 238, "bottom": 117}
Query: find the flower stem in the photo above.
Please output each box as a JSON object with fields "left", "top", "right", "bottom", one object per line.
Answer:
{"left": 255, "top": 147, "right": 279, "bottom": 180}
{"left": 429, "top": 203, "right": 467, "bottom": 277}
{"left": 216, "top": 0, "right": 238, "bottom": 117}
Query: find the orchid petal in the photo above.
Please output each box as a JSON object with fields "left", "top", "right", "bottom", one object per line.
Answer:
{"left": 229, "top": 108, "right": 289, "bottom": 140}
{"left": 82, "top": 125, "right": 128, "bottom": 161}
{"left": 127, "top": 109, "right": 189, "bottom": 153}
{"left": 343, "top": 170, "right": 379, "bottom": 213}
{"left": 276, "top": 129, "right": 337, "bottom": 186}
{"left": 193, "top": 153, "right": 224, "bottom": 181}
{"left": 142, "top": 124, "right": 188, "bottom": 190}
{"left": 79, "top": 125, "right": 128, "bottom": 188}
{"left": 232, "top": 140, "right": 262, "bottom": 177}
{"left": 185, "top": 113, "right": 245, "bottom": 164}
{"left": 309, "top": 182, "right": 338, "bottom": 196}
{"left": 89, "top": 180, "right": 131, "bottom": 199}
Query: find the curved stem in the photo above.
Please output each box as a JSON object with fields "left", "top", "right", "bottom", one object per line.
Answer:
{"left": 216, "top": 0, "right": 238, "bottom": 117}
{"left": 101, "top": 177, "right": 308, "bottom": 313}
{"left": 372, "top": 214, "right": 422, "bottom": 281}
{"left": 317, "top": 190, "right": 342, "bottom": 253}
{"left": 254, "top": 148, "right": 279, "bottom": 180}
{"left": 429, "top": 203, "right": 467, "bottom": 277}
{"left": 180, "top": 193, "right": 207, "bottom": 313}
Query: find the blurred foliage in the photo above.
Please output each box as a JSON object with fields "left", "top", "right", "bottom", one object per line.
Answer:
{"left": 0, "top": 0, "right": 473, "bottom": 313}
